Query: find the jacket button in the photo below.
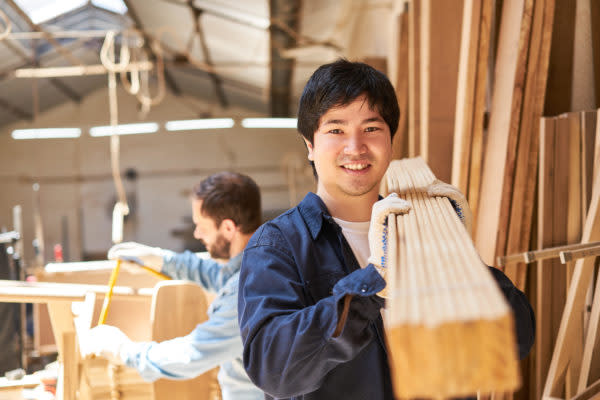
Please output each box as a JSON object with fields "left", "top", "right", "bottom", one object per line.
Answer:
{"left": 361, "top": 284, "right": 368, "bottom": 293}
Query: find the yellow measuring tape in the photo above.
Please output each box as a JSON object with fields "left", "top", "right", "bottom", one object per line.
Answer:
{"left": 97, "top": 258, "right": 171, "bottom": 326}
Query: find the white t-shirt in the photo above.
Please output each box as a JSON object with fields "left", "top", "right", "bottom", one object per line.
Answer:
{"left": 332, "top": 217, "right": 371, "bottom": 268}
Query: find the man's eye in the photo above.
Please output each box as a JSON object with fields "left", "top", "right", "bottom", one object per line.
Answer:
{"left": 365, "top": 126, "right": 380, "bottom": 132}
{"left": 327, "top": 129, "right": 343, "bottom": 134}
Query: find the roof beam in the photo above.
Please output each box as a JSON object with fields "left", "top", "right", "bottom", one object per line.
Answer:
{"left": 269, "top": 0, "right": 300, "bottom": 116}
{"left": 4, "top": 0, "right": 84, "bottom": 66}
{"left": 1, "top": 36, "right": 82, "bottom": 103}
{"left": 47, "top": 78, "right": 82, "bottom": 103}
{"left": 0, "top": 96, "right": 32, "bottom": 121}
{"left": 122, "top": 0, "right": 182, "bottom": 97}
{"left": 190, "top": 4, "right": 228, "bottom": 108}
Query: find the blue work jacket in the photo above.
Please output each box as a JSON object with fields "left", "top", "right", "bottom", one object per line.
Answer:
{"left": 238, "top": 192, "right": 535, "bottom": 400}
{"left": 121, "top": 251, "right": 263, "bottom": 400}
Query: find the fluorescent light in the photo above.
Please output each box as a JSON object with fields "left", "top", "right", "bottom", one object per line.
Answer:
{"left": 12, "top": 128, "right": 81, "bottom": 139}
{"left": 90, "top": 123, "right": 159, "bottom": 137}
{"left": 165, "top": 118, "right": 235, "bottom": 131}
{"left": 241, "top": 118, "right": 297, "bottom": 128}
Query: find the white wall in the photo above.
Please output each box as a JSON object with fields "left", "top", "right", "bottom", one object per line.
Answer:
{"left": 0, "top": 85, "right": 315, "bottom": 264}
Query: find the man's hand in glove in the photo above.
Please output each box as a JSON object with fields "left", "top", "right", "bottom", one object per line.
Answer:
{"left": 427, "top": 180, "right": 473, "bottom": 235}
{"left": 80, "top": 325, "right": 133, "bottom": 365}
{"left": 367, "top": 193, "right": 411, "bottom": 297}
{"left": 107, "top": 241, "right": 167, "bottom": 272}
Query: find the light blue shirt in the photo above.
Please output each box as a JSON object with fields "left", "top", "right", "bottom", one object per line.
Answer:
{"left": 121, "top": 250, "right": 263, "bottom": 400}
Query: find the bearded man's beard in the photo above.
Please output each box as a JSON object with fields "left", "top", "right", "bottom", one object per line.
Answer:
{"left": 208, "top": 232, "right": 231, "bottom": 260}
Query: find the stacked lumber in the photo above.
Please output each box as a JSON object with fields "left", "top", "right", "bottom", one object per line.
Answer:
{"left": 539, "top": 109, "right": 600, "bottom": 400}
{"left": 79, "top": 359, "right": 152, "bottom": 400}
{"left": 390, "top": 1, "right": 599, "bottom": 399}
{"left": 451, "top": 0, "right": 492, "bottom": 220}
{"left": 405, "top": 0, "right": 463, "bottom": 182}
{"left": 473, "top": 0, "right": 555, "bottom": 288}
{"left": 380, "top": 157, "right": 520, "bottom": 399}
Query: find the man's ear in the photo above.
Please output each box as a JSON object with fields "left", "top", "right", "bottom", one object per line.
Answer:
{"left": 303, "top": 138, "right": 314, "bottom": 161}
{"left": 220, "top": 218, "right": 238, "bottom": 239}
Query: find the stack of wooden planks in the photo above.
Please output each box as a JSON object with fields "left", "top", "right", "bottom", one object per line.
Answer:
{"left": 538, "top": 109, "right": 600, "bottom": 400}
{"left": 79, "top": 359, "right": 152, "bottom": 400}
{"left": 389, "top": 0, "right": 599, "bottom": 398}
{"left": 380, "top": 157, "right": 520, "bottom": 399}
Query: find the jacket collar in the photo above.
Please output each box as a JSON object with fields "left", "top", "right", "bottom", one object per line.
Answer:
{"left": 297, "top": 192, "right": 384, "bottom": 240}
{"left": 297, "top": 192, "right": 334, "bottom": 240}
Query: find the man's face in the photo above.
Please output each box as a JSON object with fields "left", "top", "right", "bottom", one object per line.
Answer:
{"left": 192, "top": 199, "right": 231, "bottom": 259}
{"left": 305, "top": 95, "right": 392, "bottom": 200}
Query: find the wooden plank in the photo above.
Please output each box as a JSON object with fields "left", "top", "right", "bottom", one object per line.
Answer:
{"left": 572, "top": 377, "right": 600, "bottom": 400}
{"left": 419, "top": 0, "right": 430, "bottom": 164}
{"left": 408, "top": 0, "right": 421, "bottom": 157}
{"left": 474, "top": 0, "right": 534, "bottom": 266}
{"left": 542, "top": 121, "right": 600, "bottom": 398}
{"left": 151, "top": 280, "right": 219, "bottom": 400}
{"left": 565, "top": 111, "right": 584, "bottom": 398}
{"left": 582, "top": 111, "right": 597, "bottom": 220}
{"left": 591, "top": 0, "right": 600, "bottom": 109}
{"left": 59, "top": 331, "right": 78, "bottom": 400}
{"left": 452, "top": 0, "right": 483, "bottom": 194}
{"left": 466, "top": 0, "right": 493, "bottom": 234}
{"left": 425, "top": 0, "right": 463, "bottom": 182}
{"left": 503, "top": 0, "right": 555, "bottom": 291}
{"left": 535, "top": 116, "right": 557, "bottom": 400}
{"left": 543, "top": 0, "right": 576, "bottom": 115}
{"left": 596, "top": 109, "right": 600, "bottom": 182}
{"left": 392, "top": 11, "right": 409, "bottom": 160}
{"left": 578, "top": 270, "right": 600, "bottom": 392}
{"left": 451, "top": 0, "right": 492, "bottom": 199}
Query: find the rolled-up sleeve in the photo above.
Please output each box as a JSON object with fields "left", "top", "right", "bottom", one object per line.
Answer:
{"left": 238, "top": 227, "right": 385, "bottom": 398}
{"left": 162, "top": 250, "right": 229, "bottom": 292}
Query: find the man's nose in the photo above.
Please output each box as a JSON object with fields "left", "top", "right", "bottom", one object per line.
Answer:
{"left": 344, "top": 132, "right": 367, "bottom": 155}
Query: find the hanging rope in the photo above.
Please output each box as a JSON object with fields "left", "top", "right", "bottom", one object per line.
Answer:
{"left": 119, "top": 31, "right": 141, "bottom": 95}
{"left": 136, "top": 39, "right": 165, "bottom": 109}
{"left": 0, "top": 9, "right": 12, "bottom": 41}
{"left": 101, "top": 31, "right": 130, "bottom": 244}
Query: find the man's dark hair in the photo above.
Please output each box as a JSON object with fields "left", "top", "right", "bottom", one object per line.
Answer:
{"left": 297, "top": 59, "right": 400, "bottom": 144}
{"left": 193, "top": 172, "right": 262, "bottom": 234}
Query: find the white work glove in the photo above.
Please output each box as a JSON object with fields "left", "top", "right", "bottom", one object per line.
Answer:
{"left": 368, "top": 194, "right": 412, "bottom": 297}
{"left": 427, "top": 180, "right": 473, "bottom": 235}
{"left": 79, "top": 325, "right": 133, "bottom": 365}
{"left": 107, "top": 241, "right": 167, "bottom": 272}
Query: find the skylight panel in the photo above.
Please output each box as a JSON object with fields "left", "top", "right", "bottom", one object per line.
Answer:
{"left": 14, "top": 0, "right": 87, "bottom": 24}
{"left": 91, "top": 0, "right": 128, "bottom": 14}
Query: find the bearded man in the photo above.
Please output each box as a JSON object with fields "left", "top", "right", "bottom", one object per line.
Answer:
{"left": 83, "top": 171, "right": 264, "bottom": 400}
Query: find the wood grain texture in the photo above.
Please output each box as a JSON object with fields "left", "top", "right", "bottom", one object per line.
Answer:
{"left": 504, "top": 0, "right": 555, "bottom": 291}
{"left": 151, "top": 280, "right": 220, "bottom": 400}
{"left": 474, "top": 0, "right": 534, "bottom": 266}
{"left": 543, "top": 122, "right": 600, "bottom": 397}
{"left": 392, "top": 12, "right": 410, "bottom": 160}
{"left": 382, "top": 158, "right": 520, "bottom": 398}
{"left": 408, "top": 0, "right": 421, "bottom": 157}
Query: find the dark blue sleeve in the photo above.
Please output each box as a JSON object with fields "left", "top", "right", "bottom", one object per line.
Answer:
{"left": 488, "top": 266, "right": 535, "bottom": 359}
{"left": 238, "top": 227, "right": 385, "bottom": 398}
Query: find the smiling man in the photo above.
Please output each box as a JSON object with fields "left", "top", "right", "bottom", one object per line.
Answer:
{"left": 237, "top": 59, "right": 535, "bottom": 400}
